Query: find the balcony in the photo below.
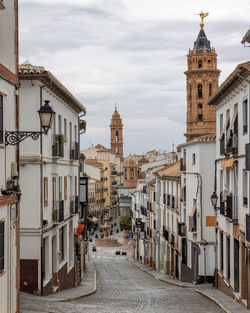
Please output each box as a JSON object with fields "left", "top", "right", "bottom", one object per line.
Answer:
{"left": 52, "top": 141, "right": 64, "bottom": 158}
{"left": 70, "top": 197, "right": 78, "bottom": 214}
{"left": 53, "top": 200, "right": 64, "bottom": 223}
{"left": 111, "top": 181, "right": 117, "bottom": 186}
{"left": 142, "top": 185, "right": 149, "bottom": 194}
{"left": 180, "top": 158, "right": 186, "bottom": 171}
{"left": 171, "top": 196, "right": 175, "bottom": 209}
{"left": 220, "top": 193, "right": 238, "bottom": 222}
{"left": 178, "top": 223, "right": 186, "bottom": 237}
{"left": 111, "top": 170, "right": 118, "bottom": 175}
{"left": 111, "top": 191, "right": 117, "bottom": 196}
{"left": 70, "top": 141, "right": 79, "bottom": 160}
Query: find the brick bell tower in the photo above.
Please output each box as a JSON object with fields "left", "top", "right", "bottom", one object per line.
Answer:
{"left": 185, "top": 12, "right": 220, "bottom": 142}
{"left": 110, "top": 107, "right": 123, "bottom": 157}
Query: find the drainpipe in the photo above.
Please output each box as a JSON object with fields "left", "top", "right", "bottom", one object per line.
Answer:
{"left": 40, "top": 85, "right": 45, "bottom": 296}
{"left": 237, "top": 72, "right": 250, "bottom": 308}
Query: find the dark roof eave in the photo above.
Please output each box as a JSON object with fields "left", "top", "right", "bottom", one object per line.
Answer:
{"left": 19, "top": 72, "right": 86, "bottom": 113}
{"left": 207, "top": 68, "right": 244, "bottom": 106}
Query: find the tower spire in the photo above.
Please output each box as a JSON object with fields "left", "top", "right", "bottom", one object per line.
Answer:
{"left": 110, "top": 108, "right": 123, "bottom": 157}
{"left": 195, "top": 11, "right": 209, "bottom": 29}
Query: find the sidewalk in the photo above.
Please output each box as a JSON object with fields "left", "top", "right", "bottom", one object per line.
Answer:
{"left": 128, "top": 258, "right": 248, "bottom": 313}
{"left": 21, "top": 259, "right": 97, "bottom": 306}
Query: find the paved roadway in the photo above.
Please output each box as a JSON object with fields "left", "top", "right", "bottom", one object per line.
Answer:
{"left": 21, "top": 247, "right": 223, "bottom": 313}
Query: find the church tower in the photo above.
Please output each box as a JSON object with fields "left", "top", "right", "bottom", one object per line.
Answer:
{"left": 110, "top": 107, "right": 123, "bottom": 157}
{"left": 185, "top": 13, "right": 220, "bottom": 142}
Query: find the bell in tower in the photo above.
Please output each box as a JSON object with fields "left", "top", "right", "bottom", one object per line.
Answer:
{"left": 184, "top": 12, "right": 220, "bottom": 142}
{"left": 110, "top": 106, "right": 124, "bottom": 157}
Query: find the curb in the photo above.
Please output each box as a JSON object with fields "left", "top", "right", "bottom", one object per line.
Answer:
{"left": 195, "top": 289, "right": 232, "bottom": 313}
{"left": 127, "top": 258, "right": 188, "bottom": 288}
{"left": 62, "top": 262, "right": 97, "bottom": 302}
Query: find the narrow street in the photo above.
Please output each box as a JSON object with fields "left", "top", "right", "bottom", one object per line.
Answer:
{"left": 21, "top": 241, "right": 223, "bottom": 313}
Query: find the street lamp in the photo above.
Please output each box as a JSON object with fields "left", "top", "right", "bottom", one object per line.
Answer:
{"left": 210, "top": 192, "right": 218, "bottom": 209}
{"left": 5, "top": 100, "right": 55, "bottom": 145}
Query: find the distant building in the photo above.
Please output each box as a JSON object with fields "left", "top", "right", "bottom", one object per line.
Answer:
{"left": 110, "top": 108, "right": 123, "bottom": 158}
{"left": 185, "top": 19, "right": 220, "bottom": 141}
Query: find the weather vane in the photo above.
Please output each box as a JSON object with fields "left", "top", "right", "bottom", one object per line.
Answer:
{"left": 115, "top": 103, "right": 118, "bottom": 111}
{"left": 195, "top": 11, "right": 209, "bottom": 29}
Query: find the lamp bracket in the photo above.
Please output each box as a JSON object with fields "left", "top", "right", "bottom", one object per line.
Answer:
{"left": 5, "top": 131, "right": 43, "bottom": 146}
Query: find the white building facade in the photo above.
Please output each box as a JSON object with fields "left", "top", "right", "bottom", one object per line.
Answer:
{"left": 0, "top": 1, "right": 19, "bottom": 312}
{"left": 207, "top": 61, "right": 250, "bottom": 305}
{"left": 179, "top": 135, "right": 216, "bottom": 283}
{"left": 19, "top": 62, "right": 86, "bottom": 295}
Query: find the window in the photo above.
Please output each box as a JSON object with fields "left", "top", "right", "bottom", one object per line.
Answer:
{"left": 116, "top": 147, "right": 119, "bottom": 154}
{"left": 198, "top": 114, "right": 203, "bottom": 121}
{"left": 192, "top": 153, "right": 196, "bottom": 165}
{"left": 227, "top": 236, "right": 230, "bottom": 279}
{"left": 44, "top": 177, "right": 48, "bottom": 206}
{"left": 243, "top": 170, "right": 248, "bottom": 206}
{"left": 197, "top": 84, "right": 202, "bottom": 98}
{"left": 64, "top": 118, "right": 67, "bottom": 139}
{"left": 74, "top": 125, "right": 77, "bottom": 142}
{"left": 198, "top": 103, "right": 203, "bottom": 109}
{"left": 75, "top": 176, "right": 77, "bottom": 196}
{"left": 69, "top": 122, "right": 72, "bottom": 142}
{"left": 64, "top": 176, "right": 67, "bottom": 200}
{"left": 58, "top": 115, "right": 62, "bottom": 133}
{"left": 0, "top": 95, "right": 3, "bottom": 144}
{"left": 209, "top": 83, "right": 212, "bottom": 97}
{"left": 198, "top": 60, "right": 202, "bottom": 68}
{"left": 59, "top": 176, "right": 62, "bottom": 201}
{"left": 130, "top": 168, "right": 134, "bottom": 179}
{"left": 124, "top": 168, "right": 127, "bottom": 179}
{"left": 52, "top": 177, "right": 56, "bottom": 209}
{"left": 243, "top": 99, "right": 248, "bottom": 133}
{"left": 208, "top": 59, "right": 211, "bottom": 63}
{"left": 115, "top": 130, "right": 119, "bottom": 142}
{"left": 0, "top": 221, "right": 4, "bottom": 272}
{"left": 220, "top": 114, "right": 223, "bottom": 135}
{"left": 59, "top": 227, "right": 64, "bottom": 262}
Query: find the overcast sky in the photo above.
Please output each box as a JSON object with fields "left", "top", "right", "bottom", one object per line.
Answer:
{"left": 19, "top": 0, "right": 250, "bottom": 156}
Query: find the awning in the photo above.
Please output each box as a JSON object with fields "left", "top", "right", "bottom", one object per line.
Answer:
{"left": 221, "top": 159, "right": 235, "bottom": 168}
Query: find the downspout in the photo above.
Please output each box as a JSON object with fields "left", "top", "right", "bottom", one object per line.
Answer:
{"left": 40, "top": 85, "right": 45, "bottom": 296}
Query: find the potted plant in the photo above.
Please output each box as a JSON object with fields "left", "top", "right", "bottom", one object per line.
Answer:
{"left": 101, "top": 234, "right": 104, "bottom": 238}
{"left": 95, "top": 234, "right": 98, "bottom": 238}
{"left": 119, "top": 214, "right": 132, "bottom": 238}
{"left": 115, "top": 251, "right": 120, "bottom": 255}
{"left": 122, "top": 251, "right": 127, "bottom": 255}
{"left": 92, "top": 246, "right": 97, "bottom": 252}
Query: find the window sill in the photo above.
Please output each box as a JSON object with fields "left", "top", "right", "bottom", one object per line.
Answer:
{"left": 243, "top": 132, "right": 248, "bottom": 135}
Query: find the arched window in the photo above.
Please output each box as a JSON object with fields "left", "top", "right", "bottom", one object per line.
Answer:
{"left": 115, "top": 130, "right": 119, "bottom": 141}
{"left": 198, "top": 103, "right": 203, "bottom": 109}
{"left": 209, "top": 83, "right": 212, "bottom": 97}
{"left": 116, "top": 147, "right": 119, "bottom": 154}
{"left": 124, "top": 168, "right": 127, "bottom": 179}
{"left": 130, "top": 168, "right": 134, "bottom": 179}
{"left": 198, "top": 84, "right": 202, "bottom": 98}
{"left": 189, "top": 85, "right": 192, "bottom": 101}
{"left": 198, "top": 60, "right": 202, "bottom": 68}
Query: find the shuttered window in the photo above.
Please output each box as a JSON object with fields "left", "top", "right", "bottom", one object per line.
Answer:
{"left": 0, "top": 221, "right": 4, "bottom": 272}
{"left": 0, "top": 95, "right": 3, "bottom": 144}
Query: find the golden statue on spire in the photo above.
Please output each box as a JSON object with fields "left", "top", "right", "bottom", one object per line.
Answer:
{"left": 195, "top": 11, "right": 209, "bottom": 29}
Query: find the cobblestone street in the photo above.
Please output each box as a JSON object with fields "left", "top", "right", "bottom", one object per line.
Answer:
{"left": 21, "top": 240, "right": 224, "bottom": 313}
